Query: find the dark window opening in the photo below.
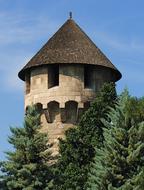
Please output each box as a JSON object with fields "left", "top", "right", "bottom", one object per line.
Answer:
{"left": 35, "top": 103, "right": 43, "bottom": 113}
{"left": 48, "top": 65, "right": 59, "bottom": 88}
{"left": 84, "top": 101, "right": 90, "bottom": 111}
{"left": 25, "top": 106, "right": 31, "bottom": 114}
{"left": 84, "top": 66, "right": 93, "bottom": 89}
{"left": 65, "top": 101, "right": 78, "bottom": 124}
{"left": 47, "top": 101, "right": 60, "bottom": 123}
{"left": 25, "top": 73, "right": 30, "bottom": 94}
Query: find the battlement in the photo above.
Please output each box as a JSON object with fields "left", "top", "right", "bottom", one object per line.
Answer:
{"left": 25, "top": 64, "right": 113, "bottom": 107}
{"left": 24, "top": 64, "right": 114, "bottom": 124}
{"left": 24, "top": 64, "right": 114, "bottom": 155}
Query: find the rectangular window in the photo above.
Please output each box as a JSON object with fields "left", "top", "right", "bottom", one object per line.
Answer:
{"left": 48, "top": 65, "right": 59, "bottom": 88}
{"left": 84, "top": 65, "right": 93, "bottom": 89}
{"left": 25, "top": 73, "right": 30, "bottom": 94}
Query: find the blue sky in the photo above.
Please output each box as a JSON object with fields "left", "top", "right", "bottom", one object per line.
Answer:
{"left": 0, "top": 0, "right": 144, "bottom": 160}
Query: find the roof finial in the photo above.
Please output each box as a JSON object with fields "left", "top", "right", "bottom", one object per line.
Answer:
{"left": 69, "top": 11, "right": 72, "bottom": 19}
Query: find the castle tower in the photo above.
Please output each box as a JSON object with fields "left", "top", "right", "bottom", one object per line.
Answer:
{"left": 18, "top": 16, "right": 121, "bottom": 154}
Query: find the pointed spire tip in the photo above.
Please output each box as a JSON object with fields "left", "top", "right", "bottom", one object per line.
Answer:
{"left": 69, "top": 12, "right": 72, "bottom": 19}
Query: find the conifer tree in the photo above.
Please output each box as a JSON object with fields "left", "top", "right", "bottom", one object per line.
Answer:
{"left": 0, "top": 106, "right": 53, "bottom": 190}
{"left": 125, "top": 96, "right": 144, "bottom": 123}
{"left": 87, "top": 90, "right": 144, "bottom": 190}
{"left": 53, "top": 83, "right": 117, "bottom": 190}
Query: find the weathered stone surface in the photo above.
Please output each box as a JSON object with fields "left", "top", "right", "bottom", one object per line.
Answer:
{"left": 24, "top": 64, "right": 116, "bottom": 154}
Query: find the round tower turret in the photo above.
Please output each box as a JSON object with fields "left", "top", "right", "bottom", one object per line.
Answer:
{"left": 18, "top": 18, "right": 121, "bottom": 154}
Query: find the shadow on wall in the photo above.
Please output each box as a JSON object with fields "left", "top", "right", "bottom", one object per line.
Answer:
{"left": 26, "top": 101, "right": 90, "bottom": 125}
{"left": 46, "top": 101, "right": 78, "bottom": 124}
{"left": 65, "top": 101, "right": 78, "bottom": 123}
{"left": 48, "top": 101, "right": 60, "bottom": 123}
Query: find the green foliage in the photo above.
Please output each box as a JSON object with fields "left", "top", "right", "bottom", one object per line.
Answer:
{"left": 53, "top": 83, "right": 117, "bottom": 190}
{"left": 125, "top": 96, "right": 144, "bottom": 123}
{"left": 0, "top": 106, "right": 53, "bottom": 190}
{"left": 87, "top": 90, "right": 144, "bottom": 190}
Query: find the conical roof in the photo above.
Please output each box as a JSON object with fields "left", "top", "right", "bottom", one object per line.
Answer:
{"left": 18, "top": 18, "right": 121, "bottom": 81}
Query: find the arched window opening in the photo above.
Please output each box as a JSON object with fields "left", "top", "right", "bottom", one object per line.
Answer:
{"left": 48, "top": 65, "right": 59, "bottom": 89}
{"left": 47, "top": 101, "right": 60, "bottom": 123}
{"left": 65, "top": 101, "right": 78, "bottom": 124}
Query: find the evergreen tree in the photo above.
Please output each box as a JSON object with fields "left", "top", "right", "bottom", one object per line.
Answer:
{"left": 87, "top": 90, "right": 144, "bottom": 190}
{"left": 125, "top": 96, "right": 144, "bottom": 123}
{"left": 53, "top": 83, "right": 117, "bottom": 190}
{"left": 0, "top": 106, "right": 53, "bottom": 190}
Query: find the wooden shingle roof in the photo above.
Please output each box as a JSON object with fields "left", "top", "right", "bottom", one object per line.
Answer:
{"left": 18, "top": 18, "right": 121, "bottom": 81}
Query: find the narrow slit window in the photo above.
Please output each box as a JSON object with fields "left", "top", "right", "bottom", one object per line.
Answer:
{"left": 84, "top": 66, "right": 92, "bottom": 89}
{"left": 48, "top": 65, "right": 59, "bottom": 88}
{"left": 25, "top": 73, "right": 30, "bottom": 94}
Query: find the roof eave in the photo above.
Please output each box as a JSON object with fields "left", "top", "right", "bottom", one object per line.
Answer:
{"left": 18, "top": 63, "right": 122, "bottom": 82}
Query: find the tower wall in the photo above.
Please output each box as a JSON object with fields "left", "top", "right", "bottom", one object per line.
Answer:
{"left": 24, "top": 64, "right": 114, "bottom": 155}
{"left": 18, "top": 18, "right": 122, "bottom": 156}
{"left": 25, "top": 64, "right": 99, "bottom": 109}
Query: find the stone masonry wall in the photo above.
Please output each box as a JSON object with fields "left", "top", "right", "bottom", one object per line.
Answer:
{"left": 25, "top": 64, "right": 113, "bottom": 155}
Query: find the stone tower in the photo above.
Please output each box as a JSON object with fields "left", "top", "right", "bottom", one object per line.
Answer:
{"left": 18, "top": 16, "right": 121, "bottom": 154}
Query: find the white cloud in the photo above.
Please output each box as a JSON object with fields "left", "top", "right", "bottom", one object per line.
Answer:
{"left": 93, "top": 31, "right": 144, "bottom": 53}
{"left": 0, "top": 10, "right": 143, "bottom": 94}
{"left": 0, "top": 55, "right": 30, "bottom": 91}
{"left": 0, "top": 11, "right": 59, "bottom": 91}
{"left": 0, "top": 12, "right": 58, "bottom": 45}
